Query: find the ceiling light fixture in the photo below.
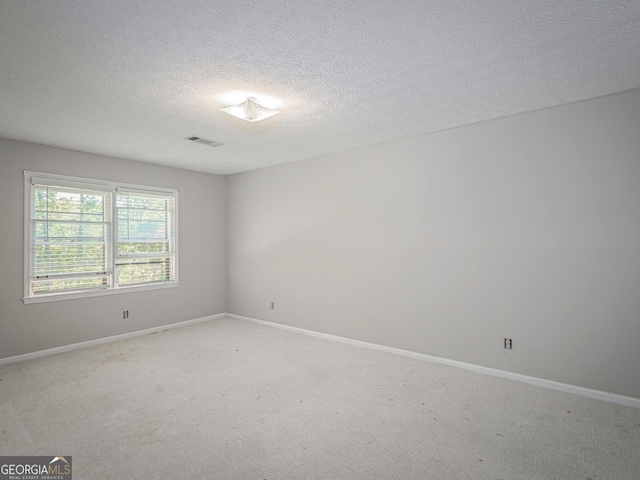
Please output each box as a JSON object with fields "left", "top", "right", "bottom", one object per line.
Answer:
{"left": 221, "top": 97, "right": 280, "bottom": 122}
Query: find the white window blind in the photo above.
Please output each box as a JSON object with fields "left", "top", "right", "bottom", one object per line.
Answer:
{"left": 30, "top": 184, "right": 112, "bottom": 295}
{"left": 116, "top": 190, "right": 175, "bottom": 287}
{"left": 24, "top": 172, "right": 178, "bottom": 303}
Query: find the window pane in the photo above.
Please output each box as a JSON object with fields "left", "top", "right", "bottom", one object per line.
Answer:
{"left": 32, "top": 275, "right": 109, "bottom": 294}
{"left": 118, "top": 218, "right": 171, "bottom": 241}
{"left": 34, "top": 243, "right": 107, "bottom": 275}
{"left": 116, "top": 191, "right": 175, "bottom": 287}
{"left": 116, "top": 257, "right": 173, "bottom": 286}
{"left": 118, "top": 241, "right": 170, "bottom": 255}
{"left": 31, "top": 184, "right": 111, "bottom": 296}
{"left": 35, "top": 220, "right": 107, "bottom": 240}
{"left": 34, "top": 187, "right": 106, "bottom": 218}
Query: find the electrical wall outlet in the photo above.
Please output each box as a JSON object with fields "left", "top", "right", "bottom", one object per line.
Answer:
{"left": 269, "top": 301, "right": 274, "bottom": 310}
{"left": 123, "top": 310, "right": 129, "bottom": 319}
{"left": 504, "top": 338, "right": 513, "bottom": 349}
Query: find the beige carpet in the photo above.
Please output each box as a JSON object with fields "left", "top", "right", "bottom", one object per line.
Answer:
{"left": 1, "top": 317, "right": 639, "bottom": 479}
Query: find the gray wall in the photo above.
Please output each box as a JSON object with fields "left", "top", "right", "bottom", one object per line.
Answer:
{"left": 227, "top": 89, "right": 640, "bottom": 399}
{"left": 0, "top": 138, "right": 226, "bottom": 358}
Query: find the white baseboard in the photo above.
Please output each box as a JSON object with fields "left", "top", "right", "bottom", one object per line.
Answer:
{"left": 4, "top": 311, "right": 637, "bottom": 409}
{"left": 227, "top": 313, "right": 640, "bottom": 409}
{"left": 0, "top": 313, "right": 226, "bottom": 366}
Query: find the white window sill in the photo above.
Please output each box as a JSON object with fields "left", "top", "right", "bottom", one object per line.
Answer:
{"left": 23, "top": 282, "right": 179, "bottom": 304}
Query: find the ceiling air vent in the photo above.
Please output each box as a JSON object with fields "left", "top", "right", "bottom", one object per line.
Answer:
{"left": 186, "top": 136, "right": 224, "bottom": 147}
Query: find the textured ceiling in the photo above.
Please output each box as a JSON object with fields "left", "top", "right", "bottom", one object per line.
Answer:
{"left": 1, "top": 0, "right": 639, "bottom": 175}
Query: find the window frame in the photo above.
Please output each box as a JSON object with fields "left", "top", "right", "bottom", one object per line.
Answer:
{"left": 23, "top": 171, "right": 179, "bottom": 304}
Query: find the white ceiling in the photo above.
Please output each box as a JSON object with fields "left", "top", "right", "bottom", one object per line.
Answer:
{"left": 1, "top": 0, "right": 639, "bottom": 175}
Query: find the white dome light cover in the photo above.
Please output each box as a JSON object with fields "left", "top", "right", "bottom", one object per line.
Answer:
{"left": 221, "top": 97, "right": 280, "bottom": 122}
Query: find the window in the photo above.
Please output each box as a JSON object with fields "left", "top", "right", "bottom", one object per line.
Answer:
{"left": 24, "top": 172, "right": 178, "bottom": 303}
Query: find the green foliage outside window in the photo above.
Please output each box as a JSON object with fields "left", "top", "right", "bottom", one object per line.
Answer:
{"left": 29, "top": 181, "right": 176, "bottom": 297}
